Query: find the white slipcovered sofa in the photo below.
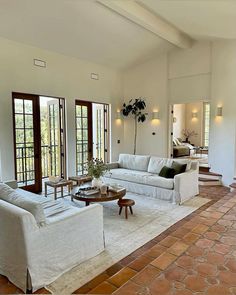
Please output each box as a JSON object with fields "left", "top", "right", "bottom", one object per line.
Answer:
{"left": 104, "top": 154, "right": 199, "bottom": 204}
{"left": 0, "top": 181, "right": 104, "bottom": 292}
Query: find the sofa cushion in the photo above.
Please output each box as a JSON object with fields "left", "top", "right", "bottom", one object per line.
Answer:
{"left": 159, "top": 166, "right": 175, "bottom": 179}
{"left": 171, "top": 161, "right": 187, "bottom": 175}
{"left": 147, "top": 157, "right": 173, "bottom": 174}
{"left": 106, "top": 168, "right": 174, "bottom": 190}
{"left": 0, "top": 183, "right": 46, "bottom": 226}
{"left": 145, "top": 175, "right": 174, "bottom": 189}
{"left": 118, "top": 154, "right": 150, "bottom": 171}
{"left": 173, "top": 159, "right": 191, "bottom": 171}
{"left": 108, "top": 168, "right": 150, "bottom": 184}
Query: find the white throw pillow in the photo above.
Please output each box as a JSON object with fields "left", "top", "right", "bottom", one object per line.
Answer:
{"left": 148, "top": 157, "right": 173, "bottom": 174}
{"left": 0, "top": 183, "right": 46, "bottom": 226}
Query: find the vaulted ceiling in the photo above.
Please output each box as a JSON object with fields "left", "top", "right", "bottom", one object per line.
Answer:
{"left": 0, "top": 0, "right": 235, "bottom": 69}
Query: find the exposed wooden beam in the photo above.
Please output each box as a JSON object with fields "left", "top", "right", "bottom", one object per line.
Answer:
{"left": 97, "top": 0, "right": 193, "bottom": 49}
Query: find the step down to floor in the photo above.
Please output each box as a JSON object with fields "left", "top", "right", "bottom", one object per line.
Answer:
{"left": 199, "top": 166, "right": 211, "bottom": 173}
{"left": 198, "top": 177, "right": 222, "bottom": 186}
{"left": 229, "top": 183, "right": 236, "bottom": 189}
{"left": 199, "top": 171, "right": 222, "bottom": 178}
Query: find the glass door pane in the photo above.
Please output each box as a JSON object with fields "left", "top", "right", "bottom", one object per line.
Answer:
{"left": 75, "top": 101, "right": 92, "bottom": 175}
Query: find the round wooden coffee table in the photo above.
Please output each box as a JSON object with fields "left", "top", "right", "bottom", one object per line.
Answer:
{"left": 71, "top": 187, "right": 126, "bottom": 206}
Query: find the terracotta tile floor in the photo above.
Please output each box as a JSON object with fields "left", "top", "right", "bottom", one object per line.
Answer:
{"left": 1, "top": 185, "right": 236, "bottom": 295}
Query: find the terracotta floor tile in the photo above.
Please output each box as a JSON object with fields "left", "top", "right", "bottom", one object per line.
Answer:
{"left": 204, "top": 231, "right": 221, "bottom": 241}
{"left": 167, "top": 241, "right": 189, "bottom": 256}
{"left": 184, "top": 275, "right": 207, "bottom": 292}
{"left": 151, "top": 252, "right": 177, "bottom": 270}
{"left": 183, "top": 232, "right": 200, "bottom": 244}
{"left": 171, "top": 227, "right": 189, "bottom": 238}
{"left": 220, "top": 236, "right": 236, "bottom": 245}
{"left": 106, "top": 263, "right": 123, "bottom": 276}
{"left": 131, "top": 265, "right": 161, "bottom": 286}
{"left": 206, "top": 252, "right": 225, "bottom": 265}
{"left": 86, "top": 272, "right": 109, "bottom": 289}
{"left": 196, "top": 262, "right": 217, "bottom": 276}
{"left": 159, "top": 236, "right": 179, "bottom": 248}
{"left": 192, "top": 223, "right": 209, "bottom": 234}
{"left": 226, "top": 258, "right": 236, "bottom": 272}
{"left": 195, "top": 238, "right": 215, "bottom": 248}
{"left": 145, "top": 244, "right": 167, "bottom": 258}
{"left": 187, "top": 245, "right": 205, "bottom": 257}
{"left": 214, "top": 242, "right": 231, "bottom": 254}
{"left": 165, "top": 265, "right": 187, "bottom": 281}
{"left": 175, "top": 255, "right": 194, "bottom": 269}
{"left": 128, "top": 255, "right": 153, "bottom": 272}
{"left": 206, "top": 285, "right": 231, "bottom": 295}
{"left": 218, "top": 271, "right": 236, "bottom": 285}
{"left": 113, "top": 281, "right": 141, "bottom": 295}
{"left": 88, "top": 281, "right": 117, "bottom": 294}
{"left": 107, "top": 267, "right": 137, "bottom": 288}
{"left": 148, "top": 277, "right": 172, "bottom": 295}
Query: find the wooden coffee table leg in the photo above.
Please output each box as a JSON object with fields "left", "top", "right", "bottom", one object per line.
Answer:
{"left": 125, "top": 206, "right": 128, "bottom": 219}
{"left": 119, "top": 206, "right": 122, "bottom": 215}
{"left": 61, "top": 187, "right": 63, "bottom": 198}
{"left": 45, "top": 183, "right": 47, "bottom": 198}
{"left": 85, "top": 201, "right": 90, "bottom": 206}
{"left": 129, "top": 206, "right": 133, "bottom": 215}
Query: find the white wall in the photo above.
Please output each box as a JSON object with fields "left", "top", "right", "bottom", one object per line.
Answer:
{"left": 185, "top": 102, "right": 203, "bottom": 146}
{"left": 169, "top": 41, "right": 211, "bottom": 103}
{"left": 123, "top": 54, "right": 168, "bottom": 156}
{"left": 0, "top": 37, "right": 123, "bottom": 181}
{"left": 209, "top": 40, "right": 236, "bottom": 185}
{"left": 173, "top": 104, "right": 185, "bottom": 139}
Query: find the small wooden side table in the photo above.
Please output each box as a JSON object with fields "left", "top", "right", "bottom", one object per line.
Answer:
{"left": 68, "top": 175, "right": 92, "bottom": 186}
{"left": 44, "top": 180, "right": 73, "bottom": 200}
{"left": 117, "top": 198, "right": 135, "bottom": 219}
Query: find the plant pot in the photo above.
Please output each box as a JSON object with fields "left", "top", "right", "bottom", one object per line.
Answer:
{"left": 92, "top": 178, "right": 103, "bottom": 188}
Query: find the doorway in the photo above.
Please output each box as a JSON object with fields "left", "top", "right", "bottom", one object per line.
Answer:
{"left": 169, "top": 101, "right": 210, "bottom": 164}
{"left": 12, "top": 92, "right": 66, "bottom": 193}
{"left": 75, "top": 100, "right": 110, "bottom": 175}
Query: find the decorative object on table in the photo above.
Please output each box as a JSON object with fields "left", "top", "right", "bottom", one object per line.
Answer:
{"left": 77, "top": 186, "right": 100, "bottom": 195}
{"left": 121, "top": 98, "right": 148, "bottom": 155}
{"left": 100, "top": 184, "right": 108, "bottom": 195}
{"left": 182, "top": 129, "right": 198, "bottom": 143}
{"left": 87, "top": 158, "right": 109, "bottom": 188}
{"left": 108, "top": 184, "right": 125, "bottom": 193}
{"left": 48, "top": 175, "right": 61, "bottom": 183}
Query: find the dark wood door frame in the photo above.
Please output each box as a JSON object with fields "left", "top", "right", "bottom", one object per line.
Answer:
{"left": 12, "top": 92, "right": 66, "bottom": 193}
{"left": 12, "top": 92, "right": 42, "bottom": 192}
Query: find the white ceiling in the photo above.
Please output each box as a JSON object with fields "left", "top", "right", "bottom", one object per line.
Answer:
{"left": 0, "top": 0, "right": 174, "bottom": 69}
{"left": 139, "top": 0, "right": 236, "bottom": 40}
{"left": 0, "top": 0, "right": 235, "bottom": 69}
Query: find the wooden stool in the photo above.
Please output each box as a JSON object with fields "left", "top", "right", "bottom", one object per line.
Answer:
{"left": 117, "top": 198, "right": 135, "bottom": 219}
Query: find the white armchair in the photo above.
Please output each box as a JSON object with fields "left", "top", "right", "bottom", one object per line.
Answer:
{"left": 0, "top": 186, "right": 104, "bottom": 292}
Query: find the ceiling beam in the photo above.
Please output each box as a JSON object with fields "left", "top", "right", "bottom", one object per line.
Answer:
{"left": 97, "top": 0, "right": 193, "bottom": 49}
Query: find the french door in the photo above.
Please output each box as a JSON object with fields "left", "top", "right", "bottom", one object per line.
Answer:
{"left": 13, "top": 93, "right": 66, "bottom": 193}
{"left": 75, "top": 101, "right": 93, "bottom": 175}
{"left": 75, "top": 100, "right": 110, "bottom": 175}
{"left": 12, "top": 93, "right": 42, "bottom": 192}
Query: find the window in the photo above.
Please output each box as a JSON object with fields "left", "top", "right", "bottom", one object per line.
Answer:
{"left": 203, "top": 102, "right": 210, "bottom": 147}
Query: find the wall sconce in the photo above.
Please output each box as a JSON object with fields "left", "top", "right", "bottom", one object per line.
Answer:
{"left": 192, "top": 112, "right": 198, "bottom": 118}
{"left": 152, "top": 111, "right": 159, "bottom": 120}
{"left": 116, "top": 110, "right": 121, "bottom": 120}
{"left": 216, "top": 106, "right": 223, "bottom": 117}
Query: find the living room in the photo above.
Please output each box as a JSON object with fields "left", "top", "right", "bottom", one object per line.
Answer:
{"left": 1, "top": 1, "right": 236, "bottom": 294}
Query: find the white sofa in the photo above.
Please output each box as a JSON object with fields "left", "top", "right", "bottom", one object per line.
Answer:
{"left": 104, "top": 154, "right": 199, "bottom": 204}
{"left": 0, "top": 181, "right": 104, "bottom": 292}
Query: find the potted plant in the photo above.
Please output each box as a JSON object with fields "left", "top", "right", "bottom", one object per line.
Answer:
{"left": 121, "top": 98, "right": 148, "bottom": 154}
{"left": 87, "top": 158, "right": 109, "bottom": 187}
{"left": 182, "top": 129, "right": 198, "bottom": 143}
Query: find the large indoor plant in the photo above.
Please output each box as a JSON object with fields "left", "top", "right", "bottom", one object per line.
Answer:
{"left": 87, "top": 158, "right": 109, "bottom": 187}
{"left": 121, "top": 98, "right": 148, "bottom": 154}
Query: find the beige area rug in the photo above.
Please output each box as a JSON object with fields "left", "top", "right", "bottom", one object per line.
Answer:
{"left": 46, "top": 193, "right": 210, "bottom": 294}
